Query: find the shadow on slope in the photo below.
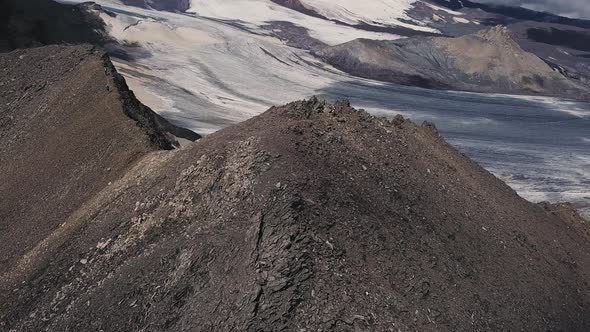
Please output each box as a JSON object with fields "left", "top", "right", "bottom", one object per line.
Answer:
{"left": 0, "top": 0, "right": 110, "bottom": 52}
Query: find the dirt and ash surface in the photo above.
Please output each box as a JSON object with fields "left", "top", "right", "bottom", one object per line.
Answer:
{"left": 0, "top": 45, "right": 198, "bottom": 279}
{"left": 0, "top": 47, "right": 589, "bottom": 331}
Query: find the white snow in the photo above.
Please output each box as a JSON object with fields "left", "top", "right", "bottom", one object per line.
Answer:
{"left": 59, "top": 0, "right": 590, "bottom": 211}
{"left": 453, "top": 17, "right": 470, "bottom": 24}
{"left": 421, "top": 1, "right": 464, "bottom": 15}
{"left": 83, "top": 1, "right": 356, "bottom": 133}
{"left": 297, "top": 0, "right": 437, "bottom": 32}
{"left": 509, "top": 95, "right": 590, "bottom": 118}
{"left": 187, "top": 0, "right": 405, "bottom": 46}
{"left": 98, "top": 12, "right": 221, "bottom": 47}
{"left": 432, "top": 14, "right": 445, "bottom": 22}
{"left": 300, "top": 0, "right": 416, "bottom": 24}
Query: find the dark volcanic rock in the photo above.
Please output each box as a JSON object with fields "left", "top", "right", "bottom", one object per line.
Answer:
{"left": 121, "top": 0, "right": 191, "bottom": 12}
{"left": 526, "top": 27, "right": 590, "bottom": 52}
{"left": 270, "top": 0, "right": 327, "bottom": 19}
{"left": 508, "top": 22, "right": 590, "bottom": 85}
{"left": 0, "top": 0, "right": 109, "bottom": 52}
{"left": 429, "top": 0, "right": 590, "bottom": 29}
{"left": 1, "top": 95, "right": 588, "bottom": 331}
{"left": 262, "top": 21, "right": 328, "bottom": 51}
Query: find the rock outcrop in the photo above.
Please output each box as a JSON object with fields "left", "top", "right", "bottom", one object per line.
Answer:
{"left": 121, "top": 0, "right": 192, "bottom": 12}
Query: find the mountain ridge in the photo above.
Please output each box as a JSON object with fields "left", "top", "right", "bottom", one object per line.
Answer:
{"left": 1, "top": 81, "right": 589, "bottom": 330}
{"left": 0, "top": 45, "right": 199, "bottom": 279}
{"left": 0, "top": 4, "right": 589, "bottom": 331}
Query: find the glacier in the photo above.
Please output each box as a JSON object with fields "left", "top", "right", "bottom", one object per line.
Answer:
{"left": 62, "top": 0, "right": 590, "bottom": 217}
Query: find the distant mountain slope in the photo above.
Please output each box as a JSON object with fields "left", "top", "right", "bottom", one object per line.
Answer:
{"left": 153, "top": 0, "right": 589, "bottom": 98}
{"left": 0, "top": 45, "right": 199, "bottom": 278}
{"left": 0, "top": 0, "right": 109, "bottom": 52}
{"left": 1, "top": 97, "right": 589, "bottom": 331}
{"left": 317, "top": 26, "right": 590, "bottom": 98}
{"left": 429, "top": 0, "right": 590, "bottom": 29}
{"left": 262, "top": 0, "right": 590, "bottom": 95}
{"left": 508, "top": 22, "right": 590, "bottom": 85}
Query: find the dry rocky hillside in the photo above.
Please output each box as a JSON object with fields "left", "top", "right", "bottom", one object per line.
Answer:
{"left": 0, "top": 47, "right": 589, "bottom": 331}
{"left": 317, "top": 26, "right": 590, "bottom": 98}
{"left": 0, "top": 45, "right": 199, "bottom": 280}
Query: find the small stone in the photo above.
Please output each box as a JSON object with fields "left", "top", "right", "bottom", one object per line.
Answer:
{"left": 325, "top": 240, "right": 334, "bottom": 250}
{"left": 392, "top": 114, "right": 405, "bottom": 126}
{"left": 96, "top": 239, "right": 111, "bottom": 250}
{"left": 80, "top": 259, "right": 88, "bottom": 265}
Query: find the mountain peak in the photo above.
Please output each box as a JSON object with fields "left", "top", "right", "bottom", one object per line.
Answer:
{"left": 2, "top": 92, "right": 589, "bottom": 331}
{"left": 476, "top": 25, "right": 511, "bottom": 39}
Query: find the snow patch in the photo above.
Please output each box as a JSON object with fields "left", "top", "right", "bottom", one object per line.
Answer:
{"left": 509, "top": 95, "right": 590, "bottom": 118}
{"left": 421, "top": 1, "right": 464, "bottom": 15}
{"left": 453, "top": 17, "right": 470, "bottom": 24}
{"left": 61, "top": 0, "right": 590, "bottom": 212}
{"left": 432, "top": 14, "right": 444, "bottom": 22}
{"left": 99, "top": 12, "right": 221, "bottom": 47}
{"left": 187, "top": 0, "right": 405, "bottom": 45}
{"left": 298, "top": 0, "right": 438, "bottom": 32}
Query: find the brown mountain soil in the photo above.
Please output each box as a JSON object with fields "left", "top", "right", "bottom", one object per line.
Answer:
{"left": 0, "top": 89, "right": 588, "bottom": 330}
{"left": 539, "top": 202, "right": 590, "bottom": 241}
{"left": 0, "top": 45, "right": 199, "bottom": 280}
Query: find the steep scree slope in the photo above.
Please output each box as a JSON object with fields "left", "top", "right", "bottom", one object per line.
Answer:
{"left": 0, "top": 97, "right": 588, "bottom": 331}
{"left": 0, "top": 45, "right": 199, "bottom": 279}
